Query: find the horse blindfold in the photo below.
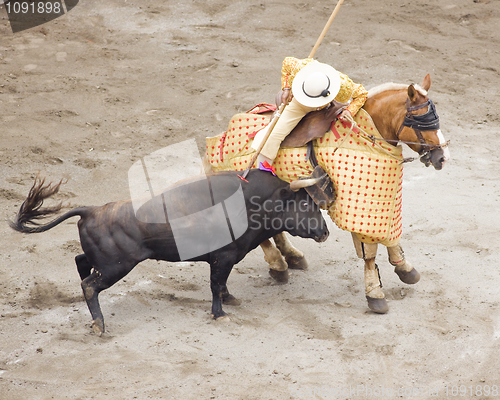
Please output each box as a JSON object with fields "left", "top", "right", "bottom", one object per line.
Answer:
{"left": 403, "top": 100, "right": 440, "bottom": 131}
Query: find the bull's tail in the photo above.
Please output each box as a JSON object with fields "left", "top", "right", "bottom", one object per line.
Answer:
{"left": 9, "top": 176, "right": 91, "bottom": 234}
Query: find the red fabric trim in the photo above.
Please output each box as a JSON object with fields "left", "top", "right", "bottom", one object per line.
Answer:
{"left": 330, "top": 122, "right": 342, "bottom": 139}
{"left": 246, "top": 103, "right": 277, "bottom": 114}
{"left": 219, "top": 132, "right": 227, "bottom": 162}
{"left": 340, "top": 119, "right": 360, "bottom": 134}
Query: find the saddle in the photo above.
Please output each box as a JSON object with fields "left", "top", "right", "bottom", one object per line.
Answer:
{"left": 281, "top": 99, "right": 348, "bottom": 148}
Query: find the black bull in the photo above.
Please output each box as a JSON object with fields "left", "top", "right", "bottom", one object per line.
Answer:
{"left": 9, "top": 170, "right": 329, "bottom": 334}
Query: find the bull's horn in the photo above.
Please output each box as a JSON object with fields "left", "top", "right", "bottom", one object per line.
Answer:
{"left": 289, "top": 173, "right": 327, "bottom": 192}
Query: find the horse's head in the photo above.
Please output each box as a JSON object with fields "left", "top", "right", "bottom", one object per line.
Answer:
{"left": 397, "top": 75, "right": 450, "bottom": 170}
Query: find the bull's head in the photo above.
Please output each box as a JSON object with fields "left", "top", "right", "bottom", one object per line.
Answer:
{"left": 279, "top": 174, "right": 330, "bottom": 243}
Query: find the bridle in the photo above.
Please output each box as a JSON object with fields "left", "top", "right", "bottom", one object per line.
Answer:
{"left": 395, "top": 98, "right": 441, "bottom": 156}
{"left": 323, "top": 93, "right": 448, "bottom": 166}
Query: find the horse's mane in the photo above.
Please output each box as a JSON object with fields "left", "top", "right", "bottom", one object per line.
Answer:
{"left": 367, "top": 82, "right": 427, "bottom": 98}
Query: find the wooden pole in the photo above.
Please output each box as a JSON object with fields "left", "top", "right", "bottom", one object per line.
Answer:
{"left": 239, "top": 0, "right": 345, "bottom": 181}
{"left": 239, "top": 103, "right": 285, "bottom": 180}
{"left": 308, "top": 0, "right": 345, "bottom": 58}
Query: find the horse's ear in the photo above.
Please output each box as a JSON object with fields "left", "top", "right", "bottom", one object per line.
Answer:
{"left": 421, "top": 74, "right": 431, "bottom": 91}
{"left": 408, "top": 84, "right": 418, "bottom": 102}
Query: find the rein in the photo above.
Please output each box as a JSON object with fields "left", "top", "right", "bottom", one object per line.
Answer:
{"left": 338, "top": 97, "right": 448, "bottom": 165}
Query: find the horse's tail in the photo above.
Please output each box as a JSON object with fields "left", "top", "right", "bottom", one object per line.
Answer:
{"left": 9, "top": 176, "right": 91, "bottom": 234}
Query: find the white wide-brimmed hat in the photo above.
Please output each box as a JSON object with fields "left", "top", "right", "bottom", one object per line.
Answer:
{"left": 292, "top": 62, "right": 341, "bottom": 108}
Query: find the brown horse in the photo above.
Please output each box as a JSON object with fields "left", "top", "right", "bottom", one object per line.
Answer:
{"left": 207, "top": 74, "right": 449, "bottom": 313}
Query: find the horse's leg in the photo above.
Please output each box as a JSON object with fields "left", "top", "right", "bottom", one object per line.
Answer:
{"left": 387, "top": 244, "right": 420, "bottom": 284}
{"left": 273, "top": 232, "right": 308, "bottom": 270}
{"left": 260, "top": 239, "right": 289, "bottom": 283}
{"left": 351, "top": 233, "right": 389, "bottom": 314}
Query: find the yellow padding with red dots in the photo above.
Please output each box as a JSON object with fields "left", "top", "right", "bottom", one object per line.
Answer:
{"left": 206, "top": 109, "right": 404, "bottom": 246}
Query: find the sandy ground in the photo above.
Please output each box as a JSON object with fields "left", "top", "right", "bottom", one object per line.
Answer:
{"left": 1, "top": 0, "right": 500, "bottom": 399}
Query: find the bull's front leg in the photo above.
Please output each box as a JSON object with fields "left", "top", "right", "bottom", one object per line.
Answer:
{"left": 351, "top": 233, "right": 389, "bottom": 314}
{"left": 209, "top": 259, "right": 237, "bottom": 320}
{"left": 387, "top": 244, "right": 420, "bottom": 284}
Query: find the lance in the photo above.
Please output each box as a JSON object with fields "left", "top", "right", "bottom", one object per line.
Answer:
{"left": 239, "top": 0, "right": 345, "bottom": 181}
{"left": 309, "top": 0, "right": 345, "bottom": 58}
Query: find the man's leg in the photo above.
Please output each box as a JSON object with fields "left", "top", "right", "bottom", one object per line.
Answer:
{"left": 256, "top": 97, "right": 315, "bottom": 162}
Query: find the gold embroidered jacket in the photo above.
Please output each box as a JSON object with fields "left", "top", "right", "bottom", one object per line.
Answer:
{"left": 281, "top": 56, "right": 368, "bottom": 116}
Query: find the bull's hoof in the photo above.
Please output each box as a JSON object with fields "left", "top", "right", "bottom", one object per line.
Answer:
{"left": 395, "top": 268, "right": 420, "bottom": 284}
{"left": 91, "top": 319, "right": 104, "bottom": 336}
{"left": 222, "top": 294, "right": 242, "bottom": 306}
{"left": 269, "top": 268, "right": 289, "bottom": 283}
{"left": 366, "top": 296, "right": 389, "bottom": 314}
{"left": 211, "top": 313, "right": 230, "bottom": 321}
{"left": 286, "top": 256, "right": 308, "bottom": 270}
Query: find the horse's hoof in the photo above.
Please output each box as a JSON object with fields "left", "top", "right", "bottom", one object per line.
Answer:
{"left": 91, "top": 319, "right": 104, "bottom": 336}
{"left": 395, "top": 268, "right": 420, "bottom": 284}
{"left": 222, "top": 294, "right": 242, "bottom": 306}
{"left": 286, "top": 256, "right": 308, "bottom": 270}
{"left": 269, "top": 268, "right": 289, "bottom": 283}
{"left": 268, "top": 258, "right": 288, "bottom": 272}
{"left": 366, "top": 296, "right": 389, "bottom": 314}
